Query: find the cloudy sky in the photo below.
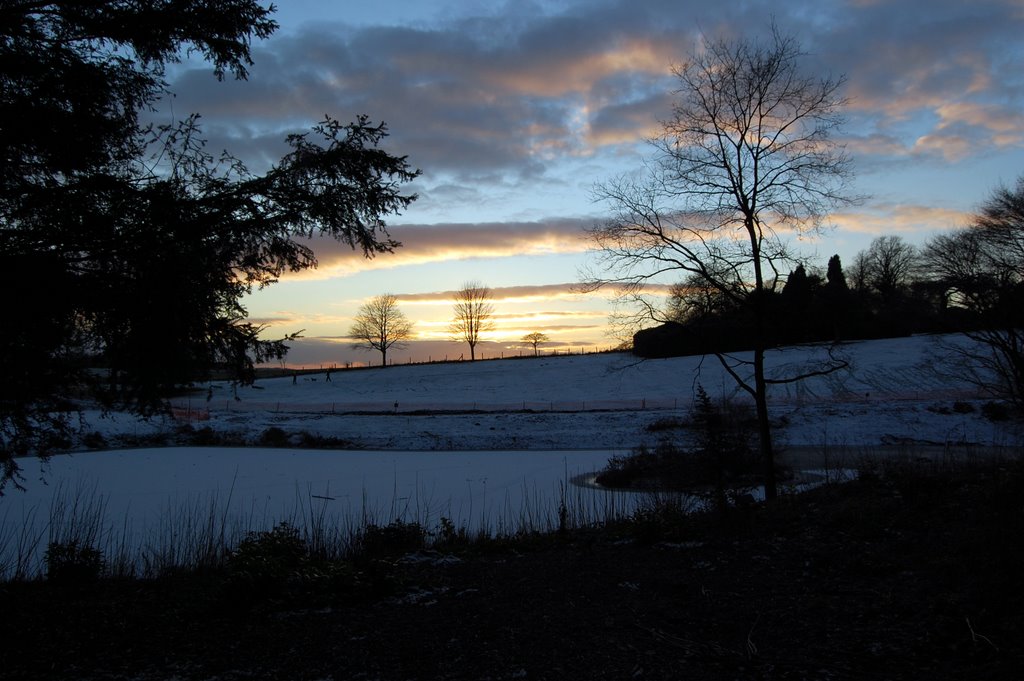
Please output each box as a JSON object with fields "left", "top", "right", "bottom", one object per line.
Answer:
{"left": 160, "top": 0, "right": 1023, "bottom": 366}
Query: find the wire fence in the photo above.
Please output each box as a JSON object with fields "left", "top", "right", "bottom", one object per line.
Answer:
{"left": 169, "top": 397, "right": 687, "bottom": 420}
{"left": 169, "top": 386, "right": 983, "bottom": 423}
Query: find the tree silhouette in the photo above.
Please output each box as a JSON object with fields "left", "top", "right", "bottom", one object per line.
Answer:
{"left": 861, "top": 235, "right": 918, "bottom": 302}
{"left": 449, "top": 282, "right": 495, "bottom": 361}
{"left": 583, "top": 29, "right": 856, "bottom": 499}
{"left": 826, "top": 255, "right": 849, "bottom": 292}
{"left": 350, "top": 295, "right": 414, "bottom": 366}
{"left": 0, "top": 2, "right": 419, "bottom": 490}
{"left": 521, "top": 332, "right": 550, "bottom": 356}
{"left": 923, "top": 175, "right": 1024, "bottom": 407}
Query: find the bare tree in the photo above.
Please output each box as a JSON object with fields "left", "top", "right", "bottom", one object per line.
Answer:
{"left": 350, "top": 294, "right": 414, "bottom": 366}
{"left": 860, "top": 235, "right": 918, "bottom": 301}
{"left": 521, "top": 332, "right": 550, "bottom": 356}
{"left": 846, "top": 250, "right": 872, "bottom": 294}
{"left": 923, "top": 176, "right": 1024, "bottom": 407}
{"left": 582, "top": 29, "right": 857, "bottom": 499}
{"left": 449, "top": 281, "right": 495, "bottom": 361}
{"left": 666, "top": 274, "right": 737, "bottom": 324}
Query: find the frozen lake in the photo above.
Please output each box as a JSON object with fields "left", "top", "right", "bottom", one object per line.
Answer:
{"left": 1, "top": 447, "right": 640, "bottom": 579}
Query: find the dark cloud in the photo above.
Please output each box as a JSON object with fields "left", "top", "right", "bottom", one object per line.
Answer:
{"left": 159, "top": 0, "right": 1023, "bottom": 206}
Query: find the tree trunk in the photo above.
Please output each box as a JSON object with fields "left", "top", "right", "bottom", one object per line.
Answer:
{"left": 747, "top": 218, "right": 778, "bottom": 500}
{"left": 381, "top": 348, "right": 387, "bottom": 366}
{"left": 753, "top": 345, "right": 777, "bottom": 500}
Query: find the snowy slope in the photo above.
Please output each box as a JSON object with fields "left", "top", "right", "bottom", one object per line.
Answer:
{"left": 108, "top": 333, "right": 1016, "bottom": 452}
{"left": 3, "top": 333, "right": 1021, "bottom": 579}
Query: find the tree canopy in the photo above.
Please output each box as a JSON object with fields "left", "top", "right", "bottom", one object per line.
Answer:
{"left": 0, "top": 1, "right": 419, "bottom": 490}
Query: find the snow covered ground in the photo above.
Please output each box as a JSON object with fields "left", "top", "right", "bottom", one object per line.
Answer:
{"left": 2, "top": 333, "right": 1021, "bottom": 579}
{"left": 87, "top": 333, "right": 1020, "bottom": 451}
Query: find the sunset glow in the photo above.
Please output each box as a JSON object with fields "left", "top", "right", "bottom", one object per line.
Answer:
{"left": 150, "top": 0, "right": 1024, "bottom": 366}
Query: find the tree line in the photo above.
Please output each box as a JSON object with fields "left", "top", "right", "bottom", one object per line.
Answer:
{"left": 632, "top": 183, "right": 1024, "bottom": 410}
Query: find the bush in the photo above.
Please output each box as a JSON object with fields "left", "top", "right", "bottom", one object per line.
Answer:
{"left": 45, "top": 540, "right": 105, "bottom": 584}
{"left": 223, "top": 522, "right": 362, "bottom": 604}
{"left": 596, "top": 387, "right": 760, "bottom": 492}
{"left": 357, "top": 520, "right": 426, "bottom": 559}
{"left": 181, "top": 425, "right": 224, "bottom": 446}
{"left": 624, "top": 496, "right": 702, "bottom": 544}
{"left": 296, "top": 431, "right": 353, "bottom": 448}
{"left": 226, "top": 522, "right": 307, "bottom": 587}
{"left": 435, "top": 516, "right": 470, "bottom": 548}
{"left": 258, "top": 426, "right": 291, "bottom": 447}
{"left": 981, "top": 401, "right": 1013, "bottom": 422}
{"left": 81, "top": 431, "right": 108, "bottom": 450}
{"left": 952, "top": 401, "right": 975, "bottom": 414}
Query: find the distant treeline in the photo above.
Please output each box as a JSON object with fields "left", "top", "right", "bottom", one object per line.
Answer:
{"left": 634, "top": 235, "right": 1011, "bottom": 358}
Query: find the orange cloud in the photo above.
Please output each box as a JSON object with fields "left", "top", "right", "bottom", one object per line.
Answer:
{"left": 396, "top": 282, "right": 675, "bottom": 304}
{"left": 288, "top": 220, "right": 596, "bottom": 281}
{"left": 831, "top": 204, "right": 971, "bottom": 235}
{"left": 490, "top": 38, "right": 676, "bottom": 98}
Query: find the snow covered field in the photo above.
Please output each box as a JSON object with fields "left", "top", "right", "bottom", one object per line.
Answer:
{"left": 2, "top": 334, "right": 1021, "bottom": 578}
{"left": 99, "top": 333, "right": 1019, "bottom": 451}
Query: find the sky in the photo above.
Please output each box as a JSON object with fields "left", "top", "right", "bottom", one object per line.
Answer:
{"left": 156, "top": 0, "right": 1024, "bottom": 367}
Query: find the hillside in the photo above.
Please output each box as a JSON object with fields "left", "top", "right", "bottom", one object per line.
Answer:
{"left": 81, "top": 333, "right": 1020, "bottom": 452}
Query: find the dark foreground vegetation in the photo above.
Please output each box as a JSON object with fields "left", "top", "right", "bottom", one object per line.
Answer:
{"left": 2, "top": 455, "right": 1022, "bottom": 680}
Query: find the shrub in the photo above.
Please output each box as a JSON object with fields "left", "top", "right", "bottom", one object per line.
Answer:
{"left": 596, "top": 386, "right": 760, "bottom": 492}
{"left": 258, "top": 426, "right": 290, "bottom": 447}
{"left": 357, "top": 520, "right": 426, "bottom": 559}
{"left": 952, "top": 401, "right": 976, "bottom": 414}
{"left": 435, "top": 516, "right": 469, "bottom": 548}
{"left": 225, "top": 522, "right": 361, "bottom": 604}
{"left": 45, "top": 540, "right": 105, "bottom": 584}
{"left": 182, "top": 425, "right": 223, "bottom": 446}
{"left": 981, "top": 401, "right": 1012, "bottom": 422}
{"left": 226, "top": 522, "right": 307, "bottom": 586}
{"left": 625, "top": 496, "right": 702, "bottom": 543}
{"left": 81, "top": 431, "right": 108, "bottom": 450}
{"left": 296, "top": 431, "right": 353, "bottom": 448}
{"left": 596, "top": 443, "right": 688, "bottom": 489}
